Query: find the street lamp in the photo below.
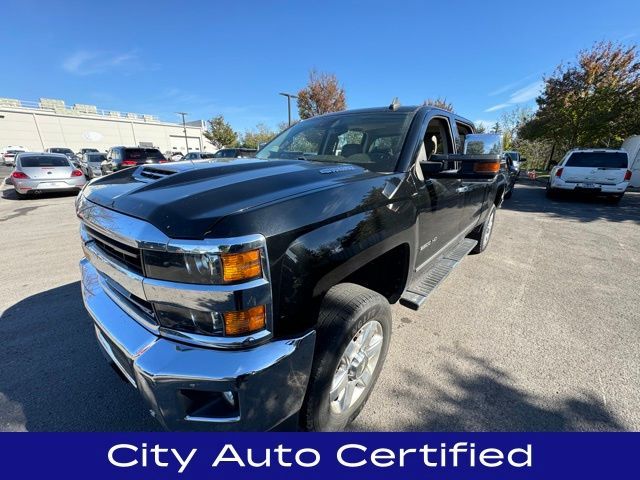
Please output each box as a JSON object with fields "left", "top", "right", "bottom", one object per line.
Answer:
{"left": 279, "top": 92, "right": 298, "bottom": 127}
{"left": 176, "top": 112, "right": 189, "bottom": 152}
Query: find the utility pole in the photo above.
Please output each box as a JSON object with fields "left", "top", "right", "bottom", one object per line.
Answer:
{"left": 176, "top": 112, "right": 189, "bottom": 152}
{"left": 279, "top": 92, "right": 298, "bottom": 127}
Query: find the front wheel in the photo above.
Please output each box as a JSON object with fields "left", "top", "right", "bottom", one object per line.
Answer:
{"left": 301, "top": 283, "right": 391, "bottom": 431}
{"left": 469, "top": 203, "right": 496, "bottom": 254}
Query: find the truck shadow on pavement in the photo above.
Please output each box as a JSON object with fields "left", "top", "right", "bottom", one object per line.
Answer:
{"left": 503, "top": 181, "right": 640, "bottom": 225}
{"left": 376, "top": 349, "right": 624, "bottom": 431}
{"left": 0, "top": 282, "right": 159, "bottom": 431}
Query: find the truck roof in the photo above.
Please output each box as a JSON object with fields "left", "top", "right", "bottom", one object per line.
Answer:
{"left": 317, "top": 105, "right": 475, "bottom": 128}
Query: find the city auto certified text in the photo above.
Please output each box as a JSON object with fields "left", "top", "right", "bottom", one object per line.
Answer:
{"left": 108, "top": 442, "right": 532, "bottom": 474}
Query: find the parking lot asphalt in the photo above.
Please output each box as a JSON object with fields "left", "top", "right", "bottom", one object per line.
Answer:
{"left": 1, "top": 165, "right": 639, "bottom": 431}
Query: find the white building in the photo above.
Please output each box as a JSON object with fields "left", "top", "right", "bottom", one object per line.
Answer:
{"left": 0, "top": 97, "right": 214, "bottom": 154}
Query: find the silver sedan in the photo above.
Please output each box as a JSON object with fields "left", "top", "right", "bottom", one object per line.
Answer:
{"left": 12, "top": 153, "right": 87, "bottom": 198}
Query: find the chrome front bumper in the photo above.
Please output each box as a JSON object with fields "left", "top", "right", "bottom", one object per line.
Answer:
{"left": 80, "top": 259, "right": 315, "bottom": 431}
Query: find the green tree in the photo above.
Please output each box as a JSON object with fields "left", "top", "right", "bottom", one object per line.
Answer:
{"left": 203, "top": 115, "right": 238, "bottom": 149}
{"left": 239, "top": 123, "right": 277, "bottom": 149}
{"left": 520, "top": 41, "right": 640, "bottom": 163}
{"left": 424, "top": 97, "right": 454, "bottom": 112}
{"left": 297, "top": 69, "right": 347, "bottom": 119}
{"left": 475, "top": 122, "right": 487, "bottom": 133}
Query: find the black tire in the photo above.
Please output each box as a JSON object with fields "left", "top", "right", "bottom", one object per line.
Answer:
{"left": 545, "top": 185, "right": 556, "bottom": 198}
{"left": 14, "top": 189, "right": 27, "bottom": 200}
{"left": 608, "top": 194, "right": 624, "bottom": 203}
{"left": 469, "top": 203, "right": 496, "bottom": 254}
{"left": 504, "top": 188, "right": 513, "bottom": 199}
{"left": 301, "top": 283, "right": 392, "bottom": 432}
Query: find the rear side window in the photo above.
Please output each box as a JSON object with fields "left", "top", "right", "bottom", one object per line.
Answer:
{"left": 20, "top": 156, "right": 70, "bottom": 167}
{"left": 124, "top": 148, "right": 164, "bottom": 160}
{"left": 566, "top": 152, "right": 628, "bottom": 168}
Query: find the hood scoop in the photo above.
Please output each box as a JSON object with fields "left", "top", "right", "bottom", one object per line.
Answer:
{"left": 137, "top": 166, "right": 178, "bottom": 181}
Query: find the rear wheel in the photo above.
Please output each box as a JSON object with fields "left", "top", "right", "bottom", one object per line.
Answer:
{"left": 301, "top": 283, "right": 391, "bottom": 431}
{"left": 608, "top": 194, "right": 624, "bottom": 203}
{"left": 14, "top": 189, "right": 27, "bottom": 200}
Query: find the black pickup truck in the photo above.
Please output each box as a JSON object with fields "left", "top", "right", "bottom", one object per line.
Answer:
{"left": 76, "top": 105, "right": 509, "bottom": 431}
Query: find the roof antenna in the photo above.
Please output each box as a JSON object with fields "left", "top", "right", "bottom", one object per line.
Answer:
{"left": 389, "top": 97, "right": 400, "bottom": 111}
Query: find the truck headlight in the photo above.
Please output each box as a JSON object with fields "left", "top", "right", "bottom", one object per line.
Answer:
{"left": 154, "top": 303, "right": 224, "bottom": 335}
{"left": 153, "top": 303, "right": 267, "bottom": 337}
{"left": 143, "top": 249, "right": 263, "bottom": 285}
{"left": 143, "top": 250, "right": 223, "bottom": 284}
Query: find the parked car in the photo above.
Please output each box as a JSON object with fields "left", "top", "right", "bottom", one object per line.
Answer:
{"left": 547, "top": 149, "right": 632, "bottom": 202}
{"left": 504, "top": 151, "right": 524, "bottom": 172}
{"left": 79, "top": 152, "right": 107, "bottom": 179}
{"left": 213, "top": 147, "right": 257, "bottom": 158}
{"left": 2, "top": 147, "right": 26, "bottom": 166}
{"left": 11, "top": 152, "right": 86, "bottom": 198}
{"left": 621, "top": 136, "right": 640, "bottom": 188}
{"left": 77, "top": 104, "right": 511, "bottom": 432}
{"left": 165, "top": 151, "right": 184, "bottom": 162}
{"left": 78, "top": 148, "right": 100, "bottom": 156}
{"left": 101, "top": 146, "right": 167, "bottom": 174}
{"left": 182, "top": 151, "right": 217, "bottom": 162}
{"left": 502, "top": 153, "right": 519, "bottom": 199}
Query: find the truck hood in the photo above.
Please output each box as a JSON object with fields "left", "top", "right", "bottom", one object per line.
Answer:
{"left": 81, "top": 158, "right": 381, "bottom": 238}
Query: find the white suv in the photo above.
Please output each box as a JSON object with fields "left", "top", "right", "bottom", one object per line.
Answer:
{"left": 547, "top": 149, "right": 632, "bottom": 202}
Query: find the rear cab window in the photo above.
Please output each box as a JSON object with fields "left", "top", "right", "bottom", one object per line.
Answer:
{"left": 565, "top": 151, "right": 628, "bottom": 169}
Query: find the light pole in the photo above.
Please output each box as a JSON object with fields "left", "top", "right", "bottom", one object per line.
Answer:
{"left": 176, "top": 112, "right": 189, "bottom": 152}
{"left": 279, "top": 92, "right": 297, "bottom": 127}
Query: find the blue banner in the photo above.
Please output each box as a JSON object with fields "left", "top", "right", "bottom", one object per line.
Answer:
{"left": 0, "top": 432, "right": 637, "bottom": 478}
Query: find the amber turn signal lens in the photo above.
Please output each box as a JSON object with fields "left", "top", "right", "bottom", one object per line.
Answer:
{"left": 221, "top": 249, "right": 262, "bottom": 282}
{"left": 223, "top": 305, "right": 266, "bottom": 336}
{"left": 474, "top": 162, "right": 500, "bottom": 173}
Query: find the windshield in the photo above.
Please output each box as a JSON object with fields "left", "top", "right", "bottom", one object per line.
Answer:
{"left": 506, "top": 152, "right": 520, "bottom": 162}
{"left": 256, "top": 111, "right": 414, "bottom": 172}
{"left": 50, "top": 148, "right": 73, "bottom": 155}
{"left": 21, "top": 155, "right": 70, "bottom": 167}
{"left": 566, "top": 151, "right": 628, "bottom": 168}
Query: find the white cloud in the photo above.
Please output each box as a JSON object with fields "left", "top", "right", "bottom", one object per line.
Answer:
{"left": 485, "top": 103, "right": 511, "bottom": 112}
{"left": 509, "top": 81, "right": 544, "bottom": 103}
{"left": 484, "top": 80, "right": 543, "bottom": 112}
{"left": 62, "top": 50, "right": 138, "bottom": 75}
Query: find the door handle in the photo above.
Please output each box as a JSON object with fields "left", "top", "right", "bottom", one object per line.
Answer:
{"left": 456, "top": 186, "right": 470, "bottom": 193}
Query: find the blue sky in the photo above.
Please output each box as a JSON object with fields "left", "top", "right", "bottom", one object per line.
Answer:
{"left": 1, "top": 0, "right": 638, "bottom": 131}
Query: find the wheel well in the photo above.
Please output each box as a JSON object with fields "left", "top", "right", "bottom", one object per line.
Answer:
{"left": 342, "top": 243, "right": 410, "bottom": 303}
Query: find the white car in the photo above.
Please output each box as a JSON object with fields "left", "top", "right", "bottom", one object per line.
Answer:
{"left": 547, "top": 149, "right": 632, "bottom": 202}
{"left": 2, "top": 147, "right": 26, "bottom": 166}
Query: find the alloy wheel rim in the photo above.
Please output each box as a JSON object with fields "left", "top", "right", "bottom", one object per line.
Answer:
{"left": 483, "top": 209, "right": 495, "bottom": 247}
{"left": 329, "top": 320, "right": 384, "bottom": 415}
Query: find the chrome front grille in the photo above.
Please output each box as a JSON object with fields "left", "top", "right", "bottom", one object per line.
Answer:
{"left": 78, "top": 199, "right": 274, "bottom": 349}
{"left": 85, "top": 225, "right": 143, "bottom": 275}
